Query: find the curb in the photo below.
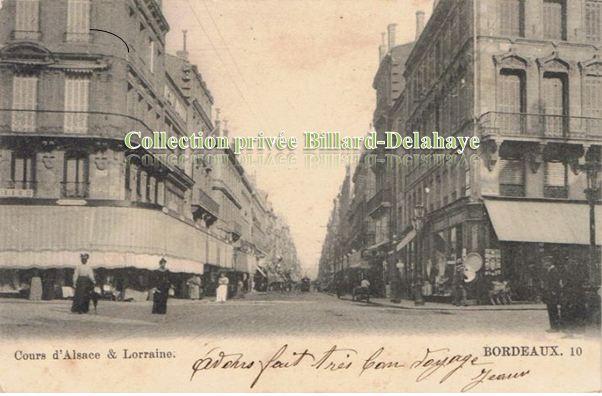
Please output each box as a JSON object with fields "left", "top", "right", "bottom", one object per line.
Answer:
{"left": 327, "top": 293, "right": 546, "bottom": 312}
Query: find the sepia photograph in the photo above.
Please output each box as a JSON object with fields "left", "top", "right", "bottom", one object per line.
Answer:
{"left": 0, "top": 0, "right": 601, "bottom": 392}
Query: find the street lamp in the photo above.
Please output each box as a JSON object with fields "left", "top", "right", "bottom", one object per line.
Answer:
{"left": 412, "top": 204, "right": 426, "bottom": 306}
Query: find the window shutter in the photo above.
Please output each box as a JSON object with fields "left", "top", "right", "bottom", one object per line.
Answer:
{"left": 586, "top": 1, "right": 601, "bottom": 42}
{"left": 12, "top": 75, "right": 37, "bottom": 131}
{"left": 543, "top": 1, "right": 563, "bottom": 40}
{"left": 16, "top": 0, "right": 39, "bottom": 32}
{"left": 545, "top": 162, "right": 566, "bottom": 187}
{"left": 499, "top": 159, "right": 524, "bottom": 185}
{"left": 64, "top": 75, "right": 90, "bottom": 133}
{"left": 67, "top": 0, "right": 90, "bottom": 37}
{"left": 585, "top": 77, "right": 602, "bottom": 118}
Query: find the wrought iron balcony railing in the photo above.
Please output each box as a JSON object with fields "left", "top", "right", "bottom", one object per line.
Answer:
{"left": 193, "top": 188, "right": 220, "bottom": 217}
{"left": 61, "top": 181, "right": 90, "bottom": 199}
{"left": 479, "top": 111, "right": 602, "bottom": 140}
{"left": 0, "top": 108, "right": 159, "bottom": 139}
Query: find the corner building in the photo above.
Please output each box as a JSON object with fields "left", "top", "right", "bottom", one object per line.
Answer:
{"left": 0, "top": 0, "right": 234, "bottom": 299}
{"left": 393, "top": 0, "right": 602, "bottom": 303}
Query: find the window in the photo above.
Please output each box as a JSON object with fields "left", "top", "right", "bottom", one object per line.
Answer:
{"left": 63, "top": 152, "right": 89, "bottom": 198}
{"left": 499, "top": 0, "right": 524, "bottom": 37}
{"left": 64, "top": 74, "right": 90, "bottom": 133}
{"left": 149, "top": 39, "right": 155, "bottom": 73}
{"left": 544, "top": 161, "right": 568, "bottom": 198}
{"left": 499, "top": 159, "right": 525, "bottom": 196}
{"left": 15, "top": 0, "right": 39, "bottom": 38}
{"left": 584, "top": 76, "right": 602, "bottom": 133}
{"left": 498, "top": 69, "right": 526, "bottom": 134}
{"left": 10, "top": 151, "right": 36, "bottom": 190}
{"left": 586, "top": 1, "right": 601, "bottom": 42}
{"left": 12, "top": 74, "right": 38, "bottom": 132}
{"left": 543, "top": 0, "right": 566, "bottom": 40}
{"left": 542, "top": 73, "right": 568, "bottom": 137}
{"left": 67, "top": 0, "right": 90, "bottom": 41}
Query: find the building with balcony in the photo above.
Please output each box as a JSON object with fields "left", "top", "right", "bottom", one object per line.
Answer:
{"left": 0, "top": 0, "right": 299, "bottom": 300}
{"left": 392, "top": 0, "right": 602, "bottom": 304}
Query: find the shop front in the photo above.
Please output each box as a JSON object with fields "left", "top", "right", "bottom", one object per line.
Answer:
{"left": 0, "top": 205, "right": 225, "bottom": 301}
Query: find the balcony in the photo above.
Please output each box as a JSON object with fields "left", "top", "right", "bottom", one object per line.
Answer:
{"left": 366, "top": 187, "right": 392, "bottom": 216}
{"left": 479, "top": 112, "right": 602, "bottom": 141}
{"left": 61, "top": 182, "right": 90, "bottom": 199}
{"left": 1, "top": 108, "right": 150, "bottom": 139}
{"left": 193, "top": 188, "right": 219, "bottom": 217}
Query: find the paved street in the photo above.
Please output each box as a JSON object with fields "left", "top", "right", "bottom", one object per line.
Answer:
{"left": 0, "top": 292, "right": 593, "bottom": 339}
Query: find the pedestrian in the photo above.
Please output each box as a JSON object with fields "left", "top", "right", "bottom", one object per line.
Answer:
{"left": 151, "top": 258, "right": 171, "bottom": 314}
{"left": 187, "top": 275, "right": 202, "bottom": 300}
{"left": 71, "top": 253, "right": 95, "bottom": 314}
{"left": 216, "top": 272, "right": 229, "bottom": 303}
{"left": 359, "top": 277, "right": 371, "bottom": 302}
{"left": 542, "top": 256, "right": 562, "bottom": 332}
{"left": 29, "top": 270, "right": 43, "bottom": 301}
{"left": 561, "top": 258, "right": 587, "bottom": 334}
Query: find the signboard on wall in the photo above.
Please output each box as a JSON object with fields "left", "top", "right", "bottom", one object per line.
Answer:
{"left": 0, "top": 188, "right": 34, "bottom": 198}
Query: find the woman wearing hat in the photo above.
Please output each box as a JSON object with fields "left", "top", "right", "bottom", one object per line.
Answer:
{"left": 151, "top": 258, "right": 171, "bottom": 314}
{"left": 71, "top": 253, "right": 95, "bottom": 314}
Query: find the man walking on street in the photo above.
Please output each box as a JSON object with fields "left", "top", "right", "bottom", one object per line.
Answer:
{"left": 542, "top": 256, "right": 562, "bottom": 332}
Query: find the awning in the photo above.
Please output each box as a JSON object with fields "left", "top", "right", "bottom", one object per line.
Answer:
{"left": 0, "top": 250, "right": 204, "bottom": 274}
{"left": 0, "top": 205, "right": 231, "bottom": 272}
{"left": 484, "top": 199, "right": 602, "bottom": 245}
{"left": 255, "top": 265, "right": 267, "bottom": 277}
{"left": 396, "top": 229, "right": 417, "bottom": 251}
{"left": 364, "top": 239, "right": 389, "bottom": 252}
{"left": 348, "top": 251, "right": 370, "bottom": 269}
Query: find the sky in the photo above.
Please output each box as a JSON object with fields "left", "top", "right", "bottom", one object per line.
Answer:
{"left": 163, "top": 0, "right": 433, "bottom": 278}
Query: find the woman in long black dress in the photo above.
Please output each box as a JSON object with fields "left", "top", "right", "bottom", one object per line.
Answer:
{"left": 152, "top": 258, "right": 171, "bottom": 314}
{"left": 71, "top": 253, "right": 95, "bottom": 314}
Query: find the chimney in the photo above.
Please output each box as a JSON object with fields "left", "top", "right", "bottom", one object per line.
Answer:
{"left": 176, "top": 30, "right": 189, "bottom": 60}
{"left": 416, "top": 11, "right": 425, "bottom": 40}
{"left": 387, "top": 23, "right": 397, "bottom": 51}
{"left": 378, "top": 32, "right": 386, "bottom": 61}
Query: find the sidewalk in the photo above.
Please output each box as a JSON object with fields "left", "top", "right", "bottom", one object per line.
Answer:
{"left": 332, "top": 294, "right": 546, "bottom": 311}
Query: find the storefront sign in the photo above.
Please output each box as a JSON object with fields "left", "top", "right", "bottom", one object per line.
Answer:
{"left": 0, "top": 188, "right": 33, "bottom": 198}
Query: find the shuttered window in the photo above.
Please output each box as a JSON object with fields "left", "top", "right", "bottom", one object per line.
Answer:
{"left": 149, "top": 39, "right": 155, "bottom": 73}
{"left": 64, "top": 75, "right": 90, "bottom": 133}
{"left": 499, "top": 159, "right": 524, "bottom": 185}
{"left": 15, "top": 0, "right": 39, "bottom": 33}
{"left": 586, "top": 1, "right": 601, "bottom": 42}
{"left": 499, "top": 0, "right": 524, "bottom": 37}
{"left": 543, "top": 0, "right": 566, "bottom": 40}
{"left": 67, "top": 0, "right": 91, "bottom": 41}
{"left": 545, "top": 162, "right": 567, "bottom": 187}
{"left": 63, "top": 153, "right": 89, "bottom": 198}
{"left": 498, "top": 70, "right": 525, "bottom": 134}
{"left": 543, "top": 74, "right": 567, "bottom": 137}
{"left": 12, "top": 75, "right": 37, "bottom": 132}
{"left": 584, "top": 77, "right": 602, "bottom": 118}
{"left": 11, "top": 152, "right": 35, "bottom": 189}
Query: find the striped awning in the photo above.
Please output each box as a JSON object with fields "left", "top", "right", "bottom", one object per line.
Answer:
{"left": 0, "top": 205, "right": 231, "bottom": 273}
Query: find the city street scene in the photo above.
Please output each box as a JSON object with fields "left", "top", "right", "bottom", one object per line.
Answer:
{"left": 0, "top": 0, "right": 601, "bottom": 344}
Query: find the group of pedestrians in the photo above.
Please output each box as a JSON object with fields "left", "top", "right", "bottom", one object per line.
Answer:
{"left": 69, "top": 253, "right": 241, "bottom": 316}
{"left": 542, "top": 256, "right": 589, "bottom": 334}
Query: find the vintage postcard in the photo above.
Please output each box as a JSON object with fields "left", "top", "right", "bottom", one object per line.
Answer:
{"left": 0, "top": 0, "right": 601, "bottom": 392}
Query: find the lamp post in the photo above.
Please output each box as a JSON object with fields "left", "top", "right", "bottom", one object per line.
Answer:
{"left": 412, "top": 204, "right": 426, "bottom": 306}
{"left": 575, "top": 157, "right": 601, "bottom": 284}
